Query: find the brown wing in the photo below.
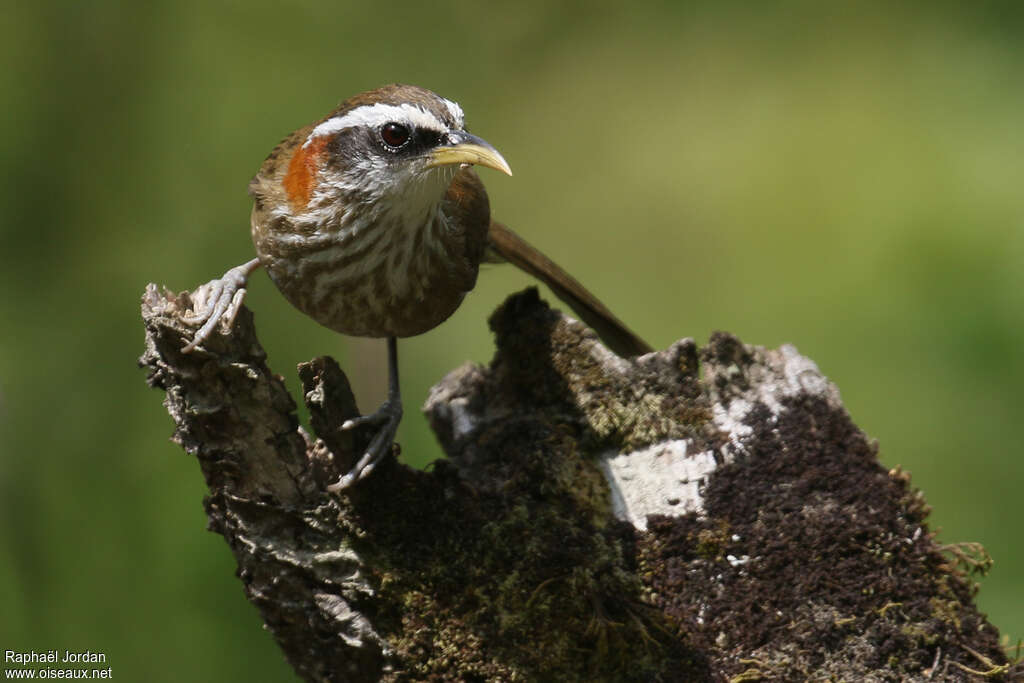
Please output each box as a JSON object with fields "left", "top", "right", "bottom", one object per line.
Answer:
{"left": 443, "top": 168, "right": 493, "bottom": 293}
{"left": 486, "top": 221, "right": 654, "bottom": 358}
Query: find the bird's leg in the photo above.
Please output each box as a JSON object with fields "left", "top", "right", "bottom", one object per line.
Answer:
{"left": 328, "top": 336, "right": 403, "bottom": 491}
{"left": 182, "top": 258, "right": 262, "bottom": 352}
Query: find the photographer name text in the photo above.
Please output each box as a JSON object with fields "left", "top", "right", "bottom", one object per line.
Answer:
{"left": 5, "top": 651, "right": 106, "bottom": 665}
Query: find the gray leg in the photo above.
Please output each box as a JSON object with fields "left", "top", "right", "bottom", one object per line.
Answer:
{"left": 182, "top": 258, "right": 263, "bottom": 353}
{"left": 328, "top": 337, "right": 403, "bottom": 491}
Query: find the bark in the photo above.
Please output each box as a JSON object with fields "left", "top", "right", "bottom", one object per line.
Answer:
{"left": 139, "top": 284, "right": 1014, "bottom": 682}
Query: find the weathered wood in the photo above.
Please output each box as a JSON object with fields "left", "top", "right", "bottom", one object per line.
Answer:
{"left": 140, "top": 284, "right": 1012, "bottom": 682}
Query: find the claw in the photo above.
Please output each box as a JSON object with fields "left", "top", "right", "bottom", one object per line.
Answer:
{"left": 328, "top": 398, "right": 403, "bottom": 492}
{"left": 182, "top": 258, "right": 261, "bottom": 353}
{"left": 340, "top": 410, "right": 390, "bottom": 431}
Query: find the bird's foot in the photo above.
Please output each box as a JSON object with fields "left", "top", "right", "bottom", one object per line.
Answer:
{"left": 182, "top": 258, "right": 262, "bottom": 353}
{"left": 327, "top": 399, "right": 404, "bottom": 492}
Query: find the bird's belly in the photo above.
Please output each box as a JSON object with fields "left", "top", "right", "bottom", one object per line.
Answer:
{"left": 263, "top": 239, "right": 472, "bottom": 339}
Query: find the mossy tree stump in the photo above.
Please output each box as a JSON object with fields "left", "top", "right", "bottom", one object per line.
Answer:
{"left": 140, "top": 285, "right": 1013, "bottom": 682}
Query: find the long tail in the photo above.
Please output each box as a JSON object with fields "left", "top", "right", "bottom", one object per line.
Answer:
{"left": 486, "top": 221, "right": 653, "bottom": 358}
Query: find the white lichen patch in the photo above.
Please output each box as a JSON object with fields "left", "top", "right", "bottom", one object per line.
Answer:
{"left": 711, "top": 398, "right": 754, "bottom": 460}
{"left": 768, "top": 344, "right": 841, "bottom": 411}
{"left": 600, "top": 341, "right": 842, "bottom": 530}
{"left": 600, "top": 440, "right": 718, "bottom": 530}
{"left": 708, "top": 343, "right": 842, "bottom": 462}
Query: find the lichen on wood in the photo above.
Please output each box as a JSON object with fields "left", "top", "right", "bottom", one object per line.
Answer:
{"left": 140, "top": 284, "right": 1014, "bottom": 682}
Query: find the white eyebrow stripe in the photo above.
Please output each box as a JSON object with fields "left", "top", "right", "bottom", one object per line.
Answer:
{"left": 443, "top": 98, "right": 464, "bottom": 128}
{"left": 305, "top": 103, "right": 448, "bottom": 147}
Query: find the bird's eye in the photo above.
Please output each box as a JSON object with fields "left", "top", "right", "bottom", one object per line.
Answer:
{"left": 380, "top": 122, "right": 411, "bottom": 148}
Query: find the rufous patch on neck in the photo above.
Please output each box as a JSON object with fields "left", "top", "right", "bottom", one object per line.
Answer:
{"left": 283, "top": 136, "right": 329, "bottom": 210}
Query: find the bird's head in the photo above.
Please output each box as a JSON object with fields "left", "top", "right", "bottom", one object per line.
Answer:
{"left": 277, "top": 84, "right": 510, "bottom": 221}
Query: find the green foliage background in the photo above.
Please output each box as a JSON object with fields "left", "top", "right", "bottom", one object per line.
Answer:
{"left": 2, "top": 1, "right": 1021, "bottom": 679}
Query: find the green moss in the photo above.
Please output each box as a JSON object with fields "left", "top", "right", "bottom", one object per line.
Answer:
{"left": 486, "top": 289, "right": 710, "bottom": 456}
{"left": 929, "top": 596, "right": 964, "bottom": 630}
{"left": 338, "top": 420, "right": 701, "bottom": 681}
{"left": 693, "top": 521, "right": 732, "bottom": 561}
{"left": 900, "top": 623, "right": 941, "bottom": 648}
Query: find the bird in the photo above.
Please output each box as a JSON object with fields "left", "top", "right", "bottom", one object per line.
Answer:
{"left": 183, "top": 84, "right": 652, "bottom": 491}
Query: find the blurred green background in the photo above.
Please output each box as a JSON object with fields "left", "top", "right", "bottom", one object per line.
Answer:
{"left": 2, "top": 1, "right": 1021, "bottom": 679}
